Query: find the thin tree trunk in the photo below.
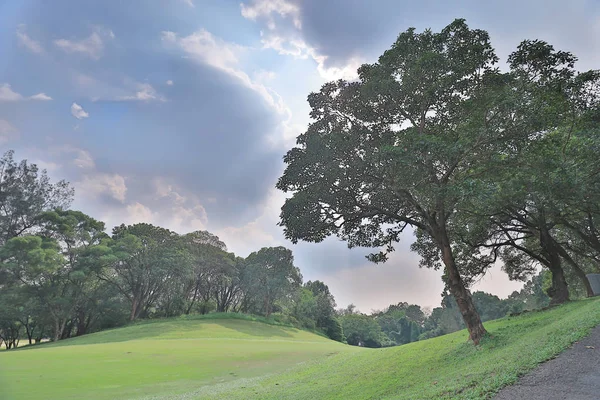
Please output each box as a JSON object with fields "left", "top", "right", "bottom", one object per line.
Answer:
{"left": 437, "top": 229, "right": 487, "bottom": 344}
{"left": 53, "top": 319, "right": 63, "bottom": 342}
{"left": 130, "top": 297, "right": 139, "bottom": 321}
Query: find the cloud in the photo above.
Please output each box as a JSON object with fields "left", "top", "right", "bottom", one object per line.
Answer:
{"left": 253, "top": 69, "right": 276, "bottom": 82}
{"left": 125, "top": 202, "right": 157, "bottom": 224}
{"left": 54, "top": 27, "right": 114, "bottom": 60}
{"left": 182, "top": 0, "right": 195, "bottom": 7}
{"left": 166, "top": 80, "right": 174, "bottom": 86}
{"left": 162, "top": 29, "right": 241, "bottom": 71}
{"left": 50, "top": 145, "right": 96, "bottom": 169}
{"left": 0, "top": 120, "right": 19, "bottom": 144}
{"left": 71, "top": 102, "right": 89, "bottom": 119}
{"left": 16, "top": 25, "right": 43, "bottom": 54}
{"left": 240, "top": 0, "right": 362, "bottom": 80}
{"left": 72, "top": 150, "right": 95, "bottom": 169}
{"left": 242, "top": 0, "right": 600, "bottom": 82}
{"left": 95, "top": 184, "right": 209, "bottom": 234}
{"left": 117, "top": 83, "right": 165, "bottom": 102}
{"left": 151, "top": 178, "right": 208, "bottom": 231}
{"left": 29, "top": 93, "right": 53, "bottom": 101}
{"left": 0, "top": 83, "right": 52, "bottom": 102}
{"left": 0, "top": 83, "right": 24, "bottom": 101}
{"left": 162, "top": 29, "right": 289, "bottom": 115}
{"left": 77, "top": 173, "right": 127, "bottom": 203}
{"left": 72, "top": 73, "right": 165, "bottom": 103}
{"left": 241, "top": 0, "right": 301, "bottom": 29}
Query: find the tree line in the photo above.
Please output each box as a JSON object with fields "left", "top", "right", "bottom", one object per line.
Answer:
{"left": 338, "top": 271, "right": 550, "bottom": 348}
{"left": 0, "top": 150, "right": 341, "bottom": 347}
{"left": 276, "top": 18, "right": 600, "bottom": 344}
{"left": 0, "top": 147, "right": 556, "bottom": 350}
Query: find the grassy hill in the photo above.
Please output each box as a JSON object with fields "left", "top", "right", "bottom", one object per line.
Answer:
{"left": 2, "top": 299, "right": 600, "bottom": 400}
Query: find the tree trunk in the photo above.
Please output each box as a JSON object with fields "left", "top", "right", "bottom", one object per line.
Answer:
{"left": 438, "top": 230, "right": 487, "bottom": 344}
{"left": 556, "top": 246, "right": 594, "bottom": 297}
{"left": 264, "top": 293, "right": 272, "bottom": 318}
{"left": 76, "top": 309, "right": 88, "bottom": 336}
{"left": 539, "top": 228, "right": 570, "bottom": 305}
{"left": 130, "top": 297, "right": 139, "bottom": 321}
{"left": 25, "top": 323, "right": 33, "bottom": 345}
{"left": 53, "top": 319, "right": 62, "bottom": 342}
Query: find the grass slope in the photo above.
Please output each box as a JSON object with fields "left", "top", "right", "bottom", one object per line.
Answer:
{"left": 2, "top": 299, "right": 600, "bottom": 400}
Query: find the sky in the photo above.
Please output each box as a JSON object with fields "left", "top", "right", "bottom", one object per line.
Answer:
{"left": 1, "top": 0, "right": 599, "bottom": 313}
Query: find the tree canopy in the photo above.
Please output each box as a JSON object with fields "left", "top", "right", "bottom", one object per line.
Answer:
{"left": 276, "top": 19, "right": 600, "bottom": 344}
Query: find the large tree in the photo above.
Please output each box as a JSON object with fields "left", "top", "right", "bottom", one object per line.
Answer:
{"left": 465, "top": 42, "right": 600, "bottom": 303}
{"left": 276, "top": 19, "right": 523, "bottom": 343}
{"left": 98, "top": 223, "right": 191, "bottom": 321}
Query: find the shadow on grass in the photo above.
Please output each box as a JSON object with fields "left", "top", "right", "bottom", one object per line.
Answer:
{"left": 212, "top": 319, "right": 295, "bottom": 339}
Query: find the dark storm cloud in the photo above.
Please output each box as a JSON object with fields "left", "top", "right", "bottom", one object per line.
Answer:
{"left": 3, "top": 0, "right": 286, "bottom": 228}
{"left": 246, "top": 0, "right": 600, "bottom": 70}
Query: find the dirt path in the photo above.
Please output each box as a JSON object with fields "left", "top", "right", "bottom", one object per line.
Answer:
{"left": 494, "top": 325, "right": 600, "bottom": 400}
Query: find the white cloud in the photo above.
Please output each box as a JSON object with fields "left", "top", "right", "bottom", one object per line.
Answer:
{"left": 0, "top": 83, "right": 24, "bottom": 101}
{"left": 16, "top": 25, "right": 43, "bottom": 54}
{"left": 166, "top": 80, "right": 174, "bottom": 86}
{"left": 125, "top": 202, "right": 156, "bottom": 224}
{"left": 254, "top": 69, "right": 276, "bottom": 82}
{"left": 73, "top": 150, "right": 95, "bottom": 169}
{"left": 54, "top": 27, "right": 114, "bottom": 60}
{"left": 29, "top": 93, "right": 53, "bottom": 101}
{"left": 0, "top": 120, "right": 19, "bottom": 144}
{"left": 241, "top": 0, "right": 301, "bottom": 29}
{"left": 77, "top": 173, "right": 127, "bottom": 202}
{"left": 102, "top": 198, "right": 207, "bottom": 235}
{"left": 162, "top": 29, "right": 241, "bottom": 70}
{"left": 260, "top": 34, "right": 360, "bottom": 81}
{"left": 51, "top": 145, "right": 96, "bottom": 169}
{"left": 71, "top": 102, "right": 89, "bottom": 119}
{"left": 118, "top": 83, "right": 165, "bottom": 102}
{"left": 182, "top": 0, "right": 195, "bottom": 7}
{"left": 0, "top": 83, "right": 53, "bottom": 102}
{"left": 152, "top": 177, "right": 208, "bottom": 231}
{"left": 162, "top": 29, "right": 289, "bottom": 115}
{"left": 72, "top": 73, "right": 165, "bottom": 103}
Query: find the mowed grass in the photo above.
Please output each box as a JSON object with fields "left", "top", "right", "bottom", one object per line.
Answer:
{"left": 0, "top": 315, "right": 355, "bottom": 400}
{"left": 2, "top": 299, "right": 600, "bottom": 400}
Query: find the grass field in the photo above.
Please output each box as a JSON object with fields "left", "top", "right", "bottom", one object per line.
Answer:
{"left": 1, "top": 299, "right": 599, "bottom": 400}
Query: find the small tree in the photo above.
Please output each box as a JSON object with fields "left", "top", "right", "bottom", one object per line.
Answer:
{"left": 0, "top": 150, "right": 73, "bottom": 244}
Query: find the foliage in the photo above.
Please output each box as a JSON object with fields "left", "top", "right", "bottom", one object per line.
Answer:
{"left": 340, "top": 313, "right": 385, "bottom": 348}
{"left": 242, "top": 247, "right": 302, "bottom": 317}
{"left": 276, "top": 19, "right": 534, "bottom": 343}
{"left": 0, "top": 150, "right": 73, "bottom": 244}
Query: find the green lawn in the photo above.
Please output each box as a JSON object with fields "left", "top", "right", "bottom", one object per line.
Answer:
{"left": 2, "top": 299, "right": 599, "bottom": 400}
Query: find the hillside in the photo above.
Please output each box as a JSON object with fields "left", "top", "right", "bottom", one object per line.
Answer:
{"left": 2, "top": 299, "right": 600, "bottom": 400}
